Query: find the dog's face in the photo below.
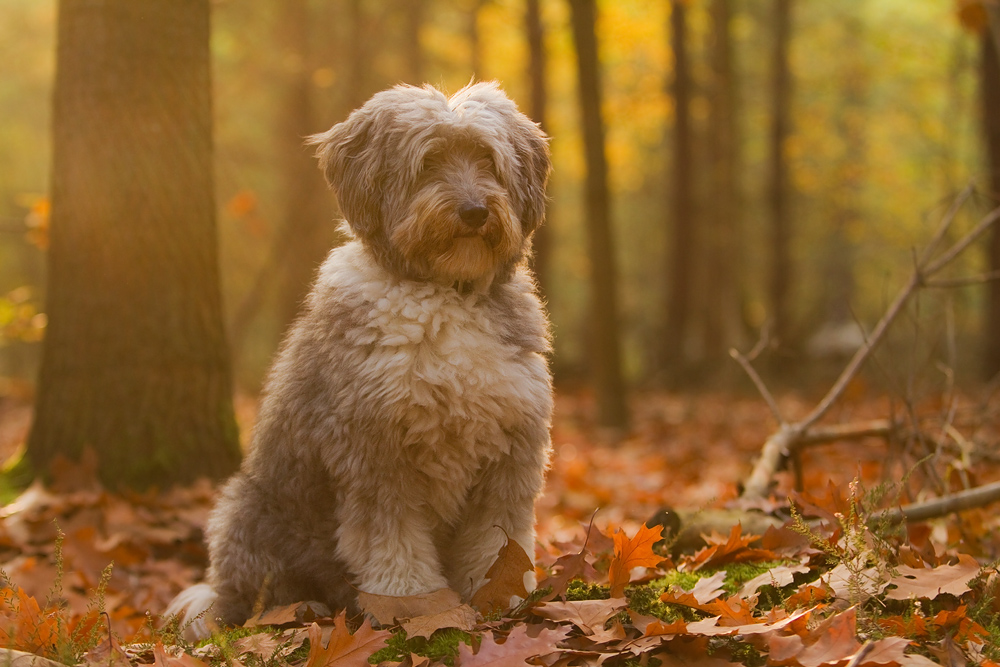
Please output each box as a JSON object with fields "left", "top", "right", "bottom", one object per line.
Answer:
{"left": 309, "top": 82, "right": 551, "bottom": 285}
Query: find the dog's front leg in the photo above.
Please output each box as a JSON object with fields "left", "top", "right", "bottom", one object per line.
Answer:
{"left": 334, "top": 485, "right": 450, "bottom": 598}
{"left": 443, "top": 454, "right": 546, "bottom": 601}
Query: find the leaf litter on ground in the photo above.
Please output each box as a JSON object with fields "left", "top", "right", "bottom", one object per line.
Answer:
{"left": 2, "top": 390, "right": 1000, "bottom": 665}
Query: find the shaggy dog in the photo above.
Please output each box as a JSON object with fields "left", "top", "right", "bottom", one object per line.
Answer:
{"left": 170, "top": 82, "right": 553, "bottom": 632}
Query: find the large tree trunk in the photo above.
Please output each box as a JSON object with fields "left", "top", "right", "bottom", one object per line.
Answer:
{"left": 982, "top": 28, "right": 1000, "bottom": 378}
{"left": 768, "top": 0, "right": 794, "bottom": 346}
{"left": 525, "top": 0, "right": 552, "bottom": 302}
{"left": 28, "top": 0, "right": 241, "bottom": 488}
{"left": 567, "top": 0, "right": 628, "bottom": 429}
{"left": 663, "top": 0, "right": 696, "bottom": 371}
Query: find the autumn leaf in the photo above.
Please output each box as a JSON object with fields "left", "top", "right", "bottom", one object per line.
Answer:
{"left": 690, "top": 524, "right": 777, "bottom": 571}
{"left": 457, "top": 624, "right": 569, "bottom": 667}
{"left": 302, "top": 615, "right": 390, "bottom": 667}
{"left": 739, "top": 562, "right": 811, "bottom": 597}
{"left": 470, "top": 538, "right": 533, "bottom": 614}
{"left": 358, "top": 588, "right": 461, "bottom": 625}
{"left": 80, "top": 631, "right": 132, "bottom": 667}
{"left": 152, "top": 642, "right": 210, "bottom": 667}
{"left": 608, "top": 523, "right": 664, "bottom": 597}
{"left": 538, "top": 550, "right": 598, "bottom": 601}
{"left": 399, "top": 603, "right": 478, "bottom": 639}
{"left": 0, "top": 586, "right": 60, "bottom": 657}
{"left": 531, "top": 598, "right": 626, "bottom": 635}
{"left": 768, "top": 607, "right": 862, "bottom": 667}
{"left": 884, "top": 554, "right": 980, "bottom": 600}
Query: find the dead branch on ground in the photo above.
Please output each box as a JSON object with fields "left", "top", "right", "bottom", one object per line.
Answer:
{"left": 738, "top": 192, "right": 1000, "bottom": 500}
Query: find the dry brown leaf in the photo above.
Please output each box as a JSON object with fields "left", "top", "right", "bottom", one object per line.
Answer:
{"left": 152, "top": 642, "right": 210, "bottom": 667}
{"left": 739, "top": 562, "right": 810, "bottom": 597}
{"left": 470, "top": 538, "right": 532, "bottom": 614}
{"left": 81, "top": 633, "right": 132, "bottom": 667}
{"left": 244, "top": 600, "right": 331, "bottom": 627}
{"left": 302, "top": 615, "right": 390, "bottom": 667}
{"left": 456, "top": 624, "right": 569, "bottom": 667}
{"left": 359, "top": 588, "right": 462, "bottom": 625}
{"left": 538, "top": 550, "right": 598, "bottom": 601}
{"left": 884, "top": 554, "right": 980, "bottom": 600}
{"left": 531, "top": 598, "right": 626, "bottom": 635}
{"left": 399, "top": 603, "right": 477, "bottom": 639}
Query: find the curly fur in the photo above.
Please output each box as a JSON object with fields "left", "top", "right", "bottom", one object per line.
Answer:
{"left": 169, "top": 82, "right": 553, "bottom": 633}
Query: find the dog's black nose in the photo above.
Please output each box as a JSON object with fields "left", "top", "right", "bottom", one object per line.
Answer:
{"left": 459, "top": 203, "right": 489, "bottom": 229}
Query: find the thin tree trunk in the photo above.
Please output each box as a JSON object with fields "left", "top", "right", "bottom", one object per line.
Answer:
{"left": 403, "top": 0, "right": 425, "bottom": 84}
{"left": 982, "top": 29, "right": 1000, "bottom": 378}
{"left": 29, "top": 0, "right": 240, "bottom": 488}
{"left": 567, "top": 0, "right": 629, "bottom": 429}
{"left": 664, "top": 0, "right": 696, "bottom": 371}
{"left": 273, "top": 0, "right": 339, "bottom": 335}
{"left": 704, "top": 0, "right": 743, "bottom": 358}
{"left": 525, "top": 0, "right": 552, "bottom": 302}
{"left": 769, "top": 0, "right": 794, "bottom": 346}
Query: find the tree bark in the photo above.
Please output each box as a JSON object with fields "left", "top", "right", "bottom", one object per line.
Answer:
{"left": 567, "top": 0, "right": 628, "bottom": 429}
{"left": 29, "top": 0, "right": 241, "bottom": 488}
{"left": 982, "top": 29, "right": 1000, "bottom": 378}
{"left": 702, "top": 0, "right": 742, "bottom": 358}
{"left": 768, "top": 0, "right": 794, "bottom": 346}
{"left": 664, "top": 0, "right": 696, "bottom": 370}
{"left": 273, "top": 0, "right": 340, "bottom": 336}
{"left": 525, "top": 0, "right": 552, "bottom": 303}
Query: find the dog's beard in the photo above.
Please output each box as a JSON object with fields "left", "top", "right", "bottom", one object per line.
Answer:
{"left": 392, "top": 184, "right": 521, "bottom": 284}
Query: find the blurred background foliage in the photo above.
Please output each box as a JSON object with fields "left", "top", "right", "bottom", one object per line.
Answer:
{"left": 0, "top": 0, "right": 994, "bottom": 396}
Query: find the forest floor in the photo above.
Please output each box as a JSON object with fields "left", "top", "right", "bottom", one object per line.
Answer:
{"left": 1, "top": 385, "right": 999, "bottom": 666}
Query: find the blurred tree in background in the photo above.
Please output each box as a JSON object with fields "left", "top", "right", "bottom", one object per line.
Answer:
{"left": 26, "top": 0, "right": 241, "bottom": 487}
{"left": 0, "top": 0, "right": 998, "bottom": 457}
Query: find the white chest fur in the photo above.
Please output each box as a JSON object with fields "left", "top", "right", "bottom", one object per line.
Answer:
{"left": 317, "top": 242, "right": 551, "bottom": 480}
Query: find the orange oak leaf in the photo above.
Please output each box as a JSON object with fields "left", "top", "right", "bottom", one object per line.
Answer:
{"left": 471, "top": 537, "right": 533, "bottom": 614}
{"left": 303, "top": 614, "right": 390, "bottom": 667}
{"left": 0, "top": 586, "right": 60, "bottom": 657}
{"left": 769, "top": 607, "right": 862, "bottom": 667}
{"left": 690, "top": 524, "right": 777, "bottom": 571}
{"left": 608, "top": 523, "right": 664, "bottom": 597}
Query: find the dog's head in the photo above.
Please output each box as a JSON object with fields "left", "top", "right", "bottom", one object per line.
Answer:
{"left": 308, "top": 82, "right": 550, "bottom": 287}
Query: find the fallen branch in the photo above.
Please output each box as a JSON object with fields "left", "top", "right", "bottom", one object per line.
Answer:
{"left": 871, "top": 480, "right": 1000, "bottom": 525}
{"left": 739, "top": 194, "right": 1000, "bottom": 499}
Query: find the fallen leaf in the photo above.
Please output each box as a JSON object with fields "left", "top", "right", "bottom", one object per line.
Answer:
{"left": 303, "top": 616, "right": 390, "bottom": 667}
{"left": 359, "top": 588, "right": 461, "bottom": 625}
{"left": 690, "top": 524, "right": 778, "bottom": 571}
{"left": 153, "top": 642, "right": 210, "bottom": 667}
{"left": 457, "top": 624, "right": 569, "bottom": 667}
{"left": 244, "top": 600, "right": 332, "bottom": 627}
{"left": 531, "top": 598, "right": 626, "bottom": 635}
{"left": 470, "top": 538, "right": 533, "bottom": 614}
{"left": 739, "top": 562, "right": 810, "bottom": 597}
{"left": 608, "top": 524, "right": 664, "bottom": 597}
{"left": 884, "top": 554, "right": 980, "bottom": 600}
{"left": 688, "top": 571, "right": 727, "bottom": 604}
{"left": 538, "top": 550, "right": 598, "bottom": 601}
{"left": 768, "top": 607, "right": 862, "bottom": 667}
{"left": 400, "top": 603, "right": 477, "bottom": 639}
{"left": 81, "top": 632, "right": 132, "bottom": 667}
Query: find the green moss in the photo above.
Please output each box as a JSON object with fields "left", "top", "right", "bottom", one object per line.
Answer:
{"left": 367, "top": 628, "right": 472, "bottom": 666}
{"left": 565, "top": 580, "right": 610, "bottom": 601}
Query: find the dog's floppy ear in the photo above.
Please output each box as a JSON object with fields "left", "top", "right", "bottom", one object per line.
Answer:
{"left": 508, "top": 119, "right": 551, "bottom": 237}
{"left": 307, "top": 107, "right": 388, "bottom": 240}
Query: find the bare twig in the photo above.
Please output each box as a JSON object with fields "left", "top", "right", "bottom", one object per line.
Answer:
{"left": 730, "top": 347, "right": 784, "bottom": 424}
{"left": 871, "top": 480, "right": 1000, "bottom": 525}
{"left": 796, "top": 419, "right": 898, "bottom": 447}
{"left": 739, "top": 198, "right": 1000, "bottom": 499}
{"left": 925, "top": 269, "right": 1000, "bottom": 289}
